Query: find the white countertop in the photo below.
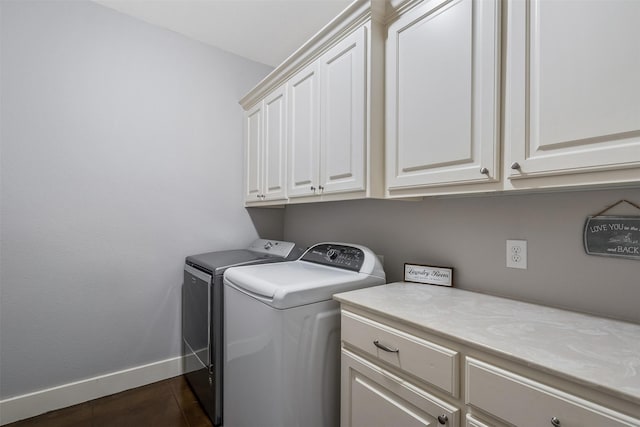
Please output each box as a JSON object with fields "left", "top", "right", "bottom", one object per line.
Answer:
{"left": 334, "top": 282, "right": 640, "bottom": 405}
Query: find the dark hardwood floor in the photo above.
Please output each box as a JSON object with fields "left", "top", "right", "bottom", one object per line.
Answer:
{"left": 6, "top": 376, "right": 213, "bottom": 427}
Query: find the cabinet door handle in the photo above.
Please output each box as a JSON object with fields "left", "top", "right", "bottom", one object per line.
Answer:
{"left": 373, "top": 340, "right": 399, "bottom": 353}
{"left": 550, "top": 417, "right": 561, "bottom": 427}
{"left": 437, "top": 414, "right": 448, "bottom": 425}
{"left": 318, "top": 185, "right": 324, "bottom": 191}
{"left": 310, "top": 186, "right": 316, "bottom": 191}
{"left": 511, "top": 162, "right": 521, "bottom": 170}
{"left": 479, "top": 167, "right": 489, "bottom": 175}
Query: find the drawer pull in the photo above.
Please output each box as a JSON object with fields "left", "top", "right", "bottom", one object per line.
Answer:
{"left": 373, "top": 340, "right": 399, "bottom": 353}
{"left": 550, "top": 417, "right": 561, "bottom": 426}
{"left": 437, "top": 414, "right": 448, "bottom": 425}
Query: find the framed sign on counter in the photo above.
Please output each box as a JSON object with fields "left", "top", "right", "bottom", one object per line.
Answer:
{"left": 404, "top": 263, "right": 453, "bottom": 287}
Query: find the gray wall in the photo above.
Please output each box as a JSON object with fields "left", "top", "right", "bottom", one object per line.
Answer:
{"left": 283, "top": 187, "right": 640, "bottom": 323}
{"left": 0, "top": 0, "right": 282, "bottom": 398}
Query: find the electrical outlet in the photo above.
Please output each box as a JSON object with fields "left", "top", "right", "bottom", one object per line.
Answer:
{"left": 506, "top": 240, "right": 527, "bottom": 269}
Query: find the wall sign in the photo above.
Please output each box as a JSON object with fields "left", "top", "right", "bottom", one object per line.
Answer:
{"left": 404, "top": 263, "right": 453, "bottom": 287}
{"left": 583, "top": 200, "right": 640, "bottom": 261}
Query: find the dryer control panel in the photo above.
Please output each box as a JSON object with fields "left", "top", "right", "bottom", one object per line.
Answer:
{"left": 301, "top": 243, "right": 364, "bottom": 272}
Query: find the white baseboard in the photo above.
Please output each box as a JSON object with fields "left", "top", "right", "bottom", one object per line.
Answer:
{"left": 0, "top": 356, "right": 184, "bottom": 425}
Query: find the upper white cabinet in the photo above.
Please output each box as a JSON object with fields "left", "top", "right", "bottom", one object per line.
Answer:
{"left": 505, "top": 0, "right": 640, "bottom": 186}
{"left": 245, "top": 103, "right": 263, "bottom": 202}
{"left": 386, "top": 0, "right": 501, "bottom": 194}
{"left": 288, "top": 26, "right": 368, "bottom": 200}
{"left": 319, "top": 26, "right": 367, "bottom": 195}
{"left": 244, "top": 86, "right": 287, "bottom": 204}
{"left": 240, "top": 0, "right": 384, "bottom": 206}
{"left": 287, "top": 61, "right": 320, "bottom": 198}
{"left": 242, "top": 0, "right": 640, "bottom": 206}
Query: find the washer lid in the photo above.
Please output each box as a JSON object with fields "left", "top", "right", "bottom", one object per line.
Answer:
{"left": 186, "top": 249, "right": 280, "bottom": 275}
{"left": 224, "top": 260, "right": 385, "bottom": 309}
{"left": 185, "top": 239, "right": 297, "bottom": 274}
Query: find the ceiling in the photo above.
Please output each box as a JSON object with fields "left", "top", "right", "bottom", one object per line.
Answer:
{"left": 93, "top": 0, "right": 353, "bottom": 67}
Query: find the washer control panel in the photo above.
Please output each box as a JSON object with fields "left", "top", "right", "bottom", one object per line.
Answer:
{"left": 301, "top": 243, "right": 364, "bottom": 272}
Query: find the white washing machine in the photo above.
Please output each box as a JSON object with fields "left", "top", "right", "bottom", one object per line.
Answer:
{"left": 222, "top": 242, "right": 385, "bottom": 427}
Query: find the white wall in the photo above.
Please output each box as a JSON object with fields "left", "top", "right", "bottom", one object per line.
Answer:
{"left": 0, "top": 0, "right": 281, "bottom": 399}
{"left": 283, "top": 187, "right": 640, "bottom": 323}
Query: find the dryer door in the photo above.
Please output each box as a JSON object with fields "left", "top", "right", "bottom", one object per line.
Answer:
{"left": 183, "top": 264, "right": 212, "bottom": 369}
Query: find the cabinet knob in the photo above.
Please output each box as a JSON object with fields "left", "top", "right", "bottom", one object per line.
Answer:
{"left": 310, "top": 186, "right": 316, "bottom": 191}
{"left": 550, "top": 417, "right": 561, "bottom": 427}
{"left": 479, "top": 167, "right": 489, "bottom": 175}
{"left": 511, "top": 162, "right": 521, "bottom": 170}
{"left": 318, "top": 185, "right": 324, "bottom": 191}
{"left": 437, "top": 414, "right": 448, "bottom": 425}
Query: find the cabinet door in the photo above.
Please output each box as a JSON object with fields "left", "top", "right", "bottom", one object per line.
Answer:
{"left": 341, "top": 349, "right": 460, "bottom": 427}
{"left": 245, "top": 103, "right": 262, "bottom": 202}
{"left": 506, "top": 0, "right": 640, "bottom": 179}
{"left": 262, "top": 86, "right": 287, "bottom": 201}
{"left": 288, "top": 62, "right": 320, "bottom": 198}
{"left": 386, "top": 0, "right": 500, "bottom": 190}
{"left": 319, "top": 26, "right": 367, "bottom": 194}
{"left": 466, "top": 358, "right": 640, "bottom": 427}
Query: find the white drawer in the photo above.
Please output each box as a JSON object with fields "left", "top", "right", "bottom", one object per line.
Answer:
{"left": 341, "top": 310, "right": 459, "bottom": 396}
{"left": 465, "top": 357, "right": 640, "bottom": 427}
{"left": 342, "top": 348, "right": 461, "bottom": 427}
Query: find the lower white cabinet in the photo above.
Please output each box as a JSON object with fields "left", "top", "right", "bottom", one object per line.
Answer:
{"left": 341, "top": 310, "right": 459, "bottom": 397}
{"left": 464, "top": 415, "right": 491, "bottom": 427}
{"left": 339, "top": 306, "right": 640, "bottom": 427}
{"left": 342, "top": 349, "right": 460, "bottom": 427}
{"left": 466, "top": 358, "right": 640, "bottom": 427}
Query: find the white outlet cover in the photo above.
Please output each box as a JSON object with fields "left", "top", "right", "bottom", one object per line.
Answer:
{"left": 507, "top": 240, "right": 527, "bottom": 269}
